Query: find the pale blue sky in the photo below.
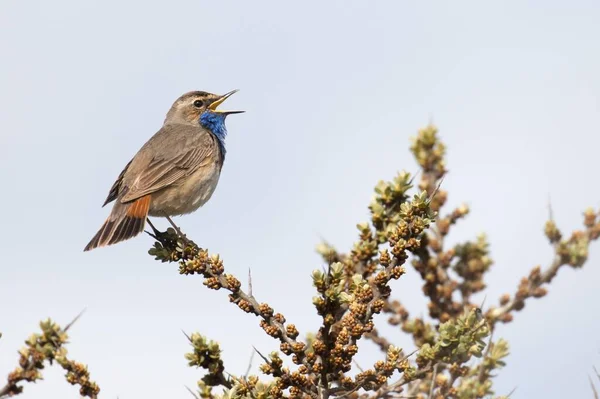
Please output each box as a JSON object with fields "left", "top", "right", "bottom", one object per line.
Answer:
{"left": 1, "top": 1, "right": 599, "bottom": 398}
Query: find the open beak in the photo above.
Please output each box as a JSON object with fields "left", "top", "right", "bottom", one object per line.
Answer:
{"left": 209, "top": 89, "right": 244, "bottom": 115}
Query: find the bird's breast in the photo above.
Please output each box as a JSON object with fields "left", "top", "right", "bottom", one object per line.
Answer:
{"left": 148, "top": 162, "right": 222, "bottom": 217}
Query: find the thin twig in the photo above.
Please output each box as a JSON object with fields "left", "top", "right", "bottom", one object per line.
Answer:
{"left": 427, "top": 363, "right": 438, "bottom": 399}
{"left": 488, "top": 226, "right": 597, "bottom": 324}
{"left": 180, "top": 245, "right": 311, "bottom": 364}
{"left": 64, "top": 308, "right": 87, "bottom": 332}
{"left": 364, "top": 328, "right": 393, "bottom": 352}
{"left": 372, "top": 362, "right": 436, "bottom": 398}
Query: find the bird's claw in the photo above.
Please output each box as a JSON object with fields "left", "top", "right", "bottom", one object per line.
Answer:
{"left": 146, "top": 217, "right": 196, "bottom": 250}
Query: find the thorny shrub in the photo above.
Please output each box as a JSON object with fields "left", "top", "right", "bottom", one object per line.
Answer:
{"left": 2, "top": 125, "right": 599, "bottom": 399}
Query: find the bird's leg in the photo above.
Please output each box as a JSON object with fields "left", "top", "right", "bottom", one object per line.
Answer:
{"left": 163, "top": 214, "right": 191, "bottom": 245}
{"left": 164, "top": 215, "right": 184, "bottom": 236}
{"left": 145, "top": 218, "right": 168, "bottom": 240}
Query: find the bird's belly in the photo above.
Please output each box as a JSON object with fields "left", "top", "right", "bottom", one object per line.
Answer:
{"left": 148, "top": 165, "right": 221, "bottom": 217}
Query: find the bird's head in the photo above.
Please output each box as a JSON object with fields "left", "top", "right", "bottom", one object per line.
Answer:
{"left": 164, "top": 90, "right": 243, "bottom": 126}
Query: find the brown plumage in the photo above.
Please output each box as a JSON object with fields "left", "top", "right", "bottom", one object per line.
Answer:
{"left": 84, "top": 195, "right": 151, "bottom": 251}
{"left": 84, "top": 90, "right": 243, "bottom": 251}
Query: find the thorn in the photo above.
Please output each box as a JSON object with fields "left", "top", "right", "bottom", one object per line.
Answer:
{"left": 317, "top": 235, "right": 328, "bottom": 246}
{"left": 548, "top": 194, "right": 554, "bottom": 221}
{"left": 182, "top": 330, "right": 192, "bottom": 342}
{"left": 478, "top": 330, "right": 495, "bottom": 382}
{"left": 474, "top": 307, "right": 484, "bottom": 322}
{"left": 318, "top": 237, "right": 337, "bottom": 264}
{"left": 248, "top": 268, "right": 253, "bottom": 297}
{"left": 506, "top": 386, "right": 518, "bottom": 398}
{"left": 479, "top": 295, "right": 487, "bottom": 311}
{"left": 428, "top": 363, "right": 438, "bottom": 399}
{"left": 224, "top": 370, "right": 235, "bottom": 379}
{"left": 64, "top": 308, "right": 87, "bottom": 332}
{"left": 352, "top": 359, "right": 365, "bottom": 373}
{"left": 590, "top": 375, "right": 599, "bottom": 399}
{"left": 400, "top": 349, "right": 418, "bottom": 362}
{"left": 428, "top": 176, "right": 445, "bottom": 202}
{"left": 244, "top": 349, "right": 255, "bottom": 378}
{"left": 252, "top": 346, "right": 269, "bottom": 363}
{"left": 185, "top": 385, "right": 201, "bottom": 399}
{"left": 410, "top": 170, "right": 420, "bottom": 185}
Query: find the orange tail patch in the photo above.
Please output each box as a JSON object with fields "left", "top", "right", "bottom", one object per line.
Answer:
{"left": 84, "top": 195, "right": 152, "bottom": 251}
{"left": 126, "top": 195, "right": 151, "bottom": 218}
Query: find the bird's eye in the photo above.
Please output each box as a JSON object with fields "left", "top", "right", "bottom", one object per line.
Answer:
{"left": 193, "top": 100, "right": 204, "bottom": 108}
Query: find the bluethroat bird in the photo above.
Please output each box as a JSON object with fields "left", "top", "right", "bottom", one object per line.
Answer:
{"left": 84, "top": 90, "right": 243, "bottom": 251}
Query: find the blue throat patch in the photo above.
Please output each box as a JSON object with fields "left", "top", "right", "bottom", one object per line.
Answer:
{"left": 199, "top": 111, "right": 227, "bottom": 159}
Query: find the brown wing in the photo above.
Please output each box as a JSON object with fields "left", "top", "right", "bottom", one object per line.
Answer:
{"left": 102, "top": 159, "right": 133, "bottom": 207}
{"left": 101, "top": 124, "right": 217, "bottom": 205}
{"left": 119, "top": 145, "right": 213, "bottom": 203}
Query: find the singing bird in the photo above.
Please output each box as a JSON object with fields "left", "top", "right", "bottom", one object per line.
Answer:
{"left": 84, "top": 90, "right": 243, "bottom": 251}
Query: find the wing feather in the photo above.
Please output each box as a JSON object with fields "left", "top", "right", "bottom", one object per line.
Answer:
{"left": 102, "top": 159, "right": 133, "bottom": 206}
{"left": 119, "top": 129, "right": 216, "bottom": 203}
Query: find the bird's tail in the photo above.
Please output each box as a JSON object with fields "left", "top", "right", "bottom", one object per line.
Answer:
{"left": 84, "top": 195, "right": 151, "bottom": 251}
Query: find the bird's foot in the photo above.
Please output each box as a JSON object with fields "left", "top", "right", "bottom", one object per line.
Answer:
{"left": 145, "top": 218, "right": 175, "bottom": 242}
{"left": 145, "top": 216, "right": 195, "bottom": 252}
{"left": 163, "top": 215, "right": 194, "bottom": 248}
{"left": 146, "top": 218, "right": 194, "bottom": 262}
